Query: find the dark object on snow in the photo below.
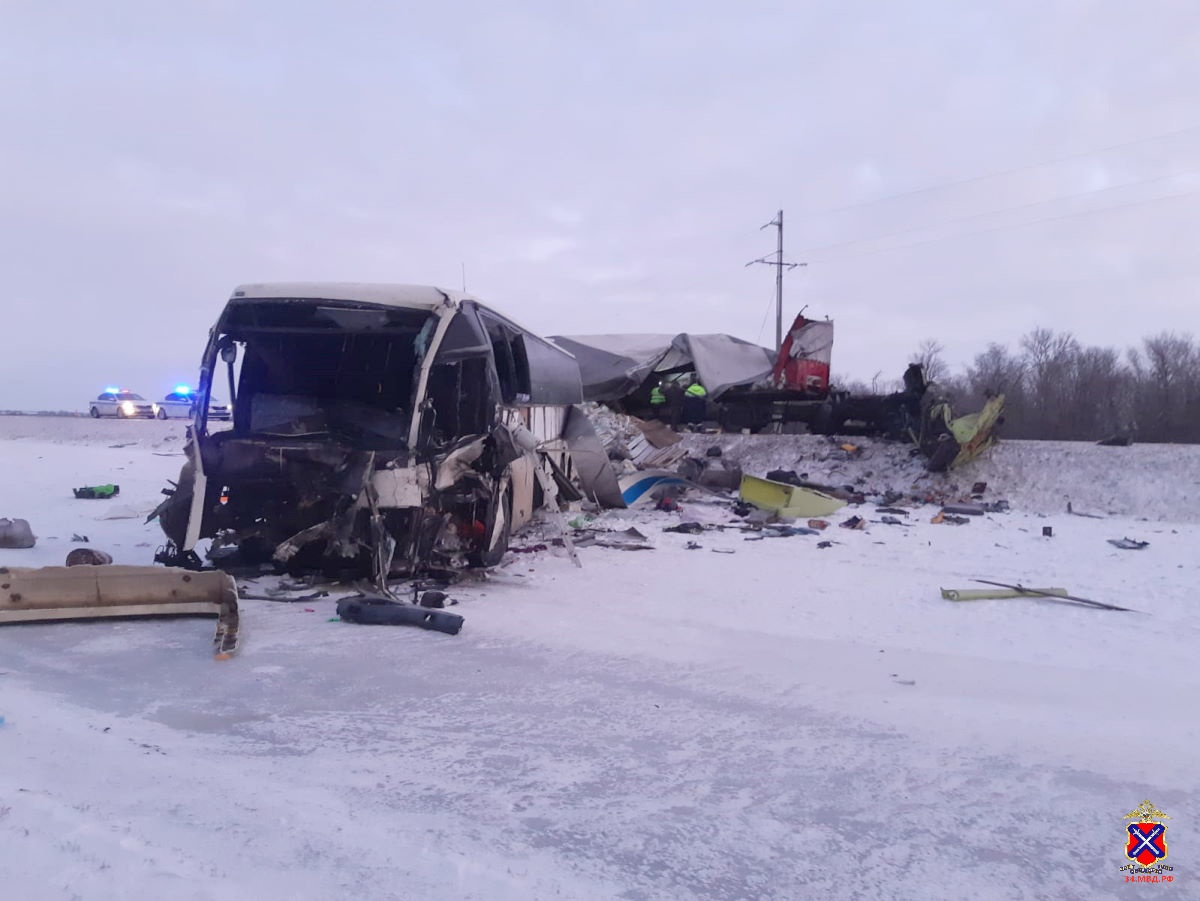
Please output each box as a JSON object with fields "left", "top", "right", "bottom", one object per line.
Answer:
{"left": 664, "top": 522, "right": 705, "bottom": 534}
{"left": 971, "top": 481, "right": 988, "bottom": 495}
{"left": 685, "top": 541, "right": 702, "bottom": 550}
{"left": 336, "top": 596, "right": 463, "bottom": 634}
{"left": 154, "top": 543, "right": 205, "bottom": 570}
{"left": 1107, "top": 538, "right": 1149, "bottom": 550}
{"left": 655, "top": 495, "right": 680, "bottom": 512}
{"left": 817, "top": 540, "right": 834, "bottom": 549}
{"left": 732, "top": 501, "right": 753, "bottom": 517}
{"left": 875, "top": 507, "right": 908, "bottom": 516}
{"left": 71, "top": 533, "right": 89, "bottom": 542}
{"left": 705, "top": 446, "right": 723, "bottom": 458}
{"left": 972, "top": 579, "right": 1137, "bottom": 613}
{"left": 65, "top": 548, "right": 113, "bottom": 566}
{"left": 942, "top": 504, "right": 985, "bottom": 516}
{"left": 1042, "top": 526, "right": 1053, "bottom": 538}
{"left": 880, "top": 516, "right": 905, "bottom": 526}
{"left": 419, "top": 590, "right": 449, "bottom": 608}
{"left": 73, "top": 484, "right": 119, "bottom": 500}
{"left": 1097, "top": 433, "right": 1133, "bottom": 447}
{"left": 0, "top": 518, "right": 36, "bottom": 549}
{"left": 839, "top": 515, "right": 867, "bottom": 530}
{"left": 943, "top": 514, "right": 970, "bottom": 525}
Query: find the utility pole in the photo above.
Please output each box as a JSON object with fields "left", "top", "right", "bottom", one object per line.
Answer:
{"left": 746, "top": 210, "right": 806, "bottom": 353}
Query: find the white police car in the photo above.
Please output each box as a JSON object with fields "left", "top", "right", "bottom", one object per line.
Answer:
{"left": 89, "top": 389, "right": 159, "bottom": 419}
{"left": 157, "top": 386, "right": 232, "bottom": 421}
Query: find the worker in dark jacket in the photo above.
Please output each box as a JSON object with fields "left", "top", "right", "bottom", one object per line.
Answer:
{"left": 663, "top": 378, "right": 685, "bottom": 429}
{"left": 681, "top": 379, "right": 708, "bottom": 425}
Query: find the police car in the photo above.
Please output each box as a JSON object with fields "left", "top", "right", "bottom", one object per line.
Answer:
{"left": 89, "top": 389, "right": 159, "bottom": 419}
{"left": 157, "top": 386, "right": 232, "bottom": 421}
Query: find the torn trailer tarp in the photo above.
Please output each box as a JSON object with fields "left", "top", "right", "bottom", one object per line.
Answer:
{"left": 549, "top": 333, "right": 774, "bottom": 401}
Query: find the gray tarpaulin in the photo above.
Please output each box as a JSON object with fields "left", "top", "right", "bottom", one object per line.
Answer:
{"left": 549, "top": 334, "right": 773, "bottom": 401}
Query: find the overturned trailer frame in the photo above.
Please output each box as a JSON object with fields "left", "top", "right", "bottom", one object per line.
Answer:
{"left": 154, "top": 283, "right": 613, "bottom": 580}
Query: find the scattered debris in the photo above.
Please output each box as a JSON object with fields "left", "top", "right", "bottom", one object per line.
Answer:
{"left": 875, "top": 507, "right": 908, "bottom": 516}
{"left": 1108, "top": 538, "right": 1150, "bottom": 550}
{"left": 336, "top": 596, "right": 463, "bottom": 634}
{"left": 879, "top": 516, "right": 905, "bottom": 526}
{"left": 740, "top": 474, "right": 846, "bottom": 517}
{"left": 0, "top": 518, "right": 36, "bottom": 549}
{"left": 70, "top": 533, "right": 89, "bottom": 543}
{"left": 942, "top": 586, "right": 1069, "bottom": 601}
{"left": 64, "top": 548, "right": 113, "bottom": 566}
{"left": 816, "top": 540, "right": 834, "bottom": 549}
{"left": 663, "top": 522, "right": 705, "bottom": 534}
{"left": 73, "top": 484, "right": 119, "bottom": 499}
{"left": 930, "top": 511, "right": 970, "bottom": 525}
{"left": 418, "top": 590, "right": 452, "bottom": 608}
{"left": 807, "top": 519, "right": 830, "bottom": 530}
{"left": 942, "top": 503, "right": 985, "bottom": 516}
{"left": 839, "top": 515, "right": 867, "bottom": 530}
{"left": 971, "top": 579, "right": 1137, "bottom": 613}
{"left": 711, "top": 548, "right": 736, "bottom": 554}
{"left": 574, "top": 527, "right": 655, "bottom": 550}
{"left": 1042, "top": 526, "right": 1053, "bottom": 538}
{"left": 0, "top": 565, "right": 240, "bottom": 656}
{"left": 971, "top": 481, "right": 988, "bottom": 495}
{"left": 685, "top": 541, "right": 703, "bottom": 550}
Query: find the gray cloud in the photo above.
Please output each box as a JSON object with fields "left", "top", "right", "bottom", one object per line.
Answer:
{"left": 2, "top": 1, "right": 1198, "bottom": 408}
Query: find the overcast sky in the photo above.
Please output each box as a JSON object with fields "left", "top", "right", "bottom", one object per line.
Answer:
{"left": 3, "top": 1, "right": 1199, "bottom": 409}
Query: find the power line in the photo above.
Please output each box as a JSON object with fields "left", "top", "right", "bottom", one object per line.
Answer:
{"left": 799, "top": 169, "right": 1198, "bottom": 257}
{"left": 807, "top": 185, "right": 1199, "bottom": 264}
{"left": 799, "top": 123, "right": 1200, "bottom": 220}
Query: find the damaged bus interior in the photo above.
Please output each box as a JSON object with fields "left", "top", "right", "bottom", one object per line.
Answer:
{"left": 153, "top": 284, "right": 600, "bottom": 584}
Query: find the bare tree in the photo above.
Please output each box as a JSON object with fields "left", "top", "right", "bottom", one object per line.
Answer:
{"left": 911, "top": 338, "right": 948, "bottom": 384}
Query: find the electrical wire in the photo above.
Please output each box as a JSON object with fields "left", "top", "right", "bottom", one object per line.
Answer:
{"left": 799, "top": 123, "right": 1200, "bottom": 220}
{"left": 799, "top": 169, "right": 1198, "bottom": 257}
{"left": 809, "top": 185, "right": 1199, "bottom": 263}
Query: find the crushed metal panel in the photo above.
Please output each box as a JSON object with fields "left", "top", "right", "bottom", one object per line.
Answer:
{"left": 372, "top": 467, "right": 427, "bottom": 508}
{"left": 562, "top": 404, "right": 626, "bottom": 508}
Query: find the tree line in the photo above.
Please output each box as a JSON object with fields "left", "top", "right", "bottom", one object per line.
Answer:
{"left": 900, "top": 330, "right": 1200, "bottom": 443}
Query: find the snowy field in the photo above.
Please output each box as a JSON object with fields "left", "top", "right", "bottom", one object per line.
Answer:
{"left": 1, "top": 415, "right": 1197, "bottom": 900}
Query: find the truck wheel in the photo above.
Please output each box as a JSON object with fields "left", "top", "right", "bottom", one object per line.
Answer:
{"left": 156, "top": 407, "right": 168, "bottom": 420}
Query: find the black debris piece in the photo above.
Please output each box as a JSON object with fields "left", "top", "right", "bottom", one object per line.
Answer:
{"left": 941, "top": 503, "right": 985, "bottom": 516}
{"left": 1107, "top": 538, "right": 1149, "bottom": 550}
{"left": 663, "top": 522, "right": 705, "bottom": 534}
{"left": 336, "top": 597, "right": 463, "bottom": 634}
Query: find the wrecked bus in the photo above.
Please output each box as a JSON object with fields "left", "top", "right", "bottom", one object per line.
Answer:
{"left": 154, "top": 283, "right": 600, "bottom": 580}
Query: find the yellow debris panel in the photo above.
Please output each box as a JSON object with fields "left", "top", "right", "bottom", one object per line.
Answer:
{"left": 739, "top": 475, "right": 847, "bottom": 518}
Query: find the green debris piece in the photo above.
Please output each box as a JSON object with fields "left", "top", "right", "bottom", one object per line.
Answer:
{"left": 73, "top": 484, "right": 120, "bottom": 499}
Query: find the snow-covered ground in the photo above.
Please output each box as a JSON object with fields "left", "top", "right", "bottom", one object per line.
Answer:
{"left": 1, "top": 415, "right": 1196, "bottom": 899}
